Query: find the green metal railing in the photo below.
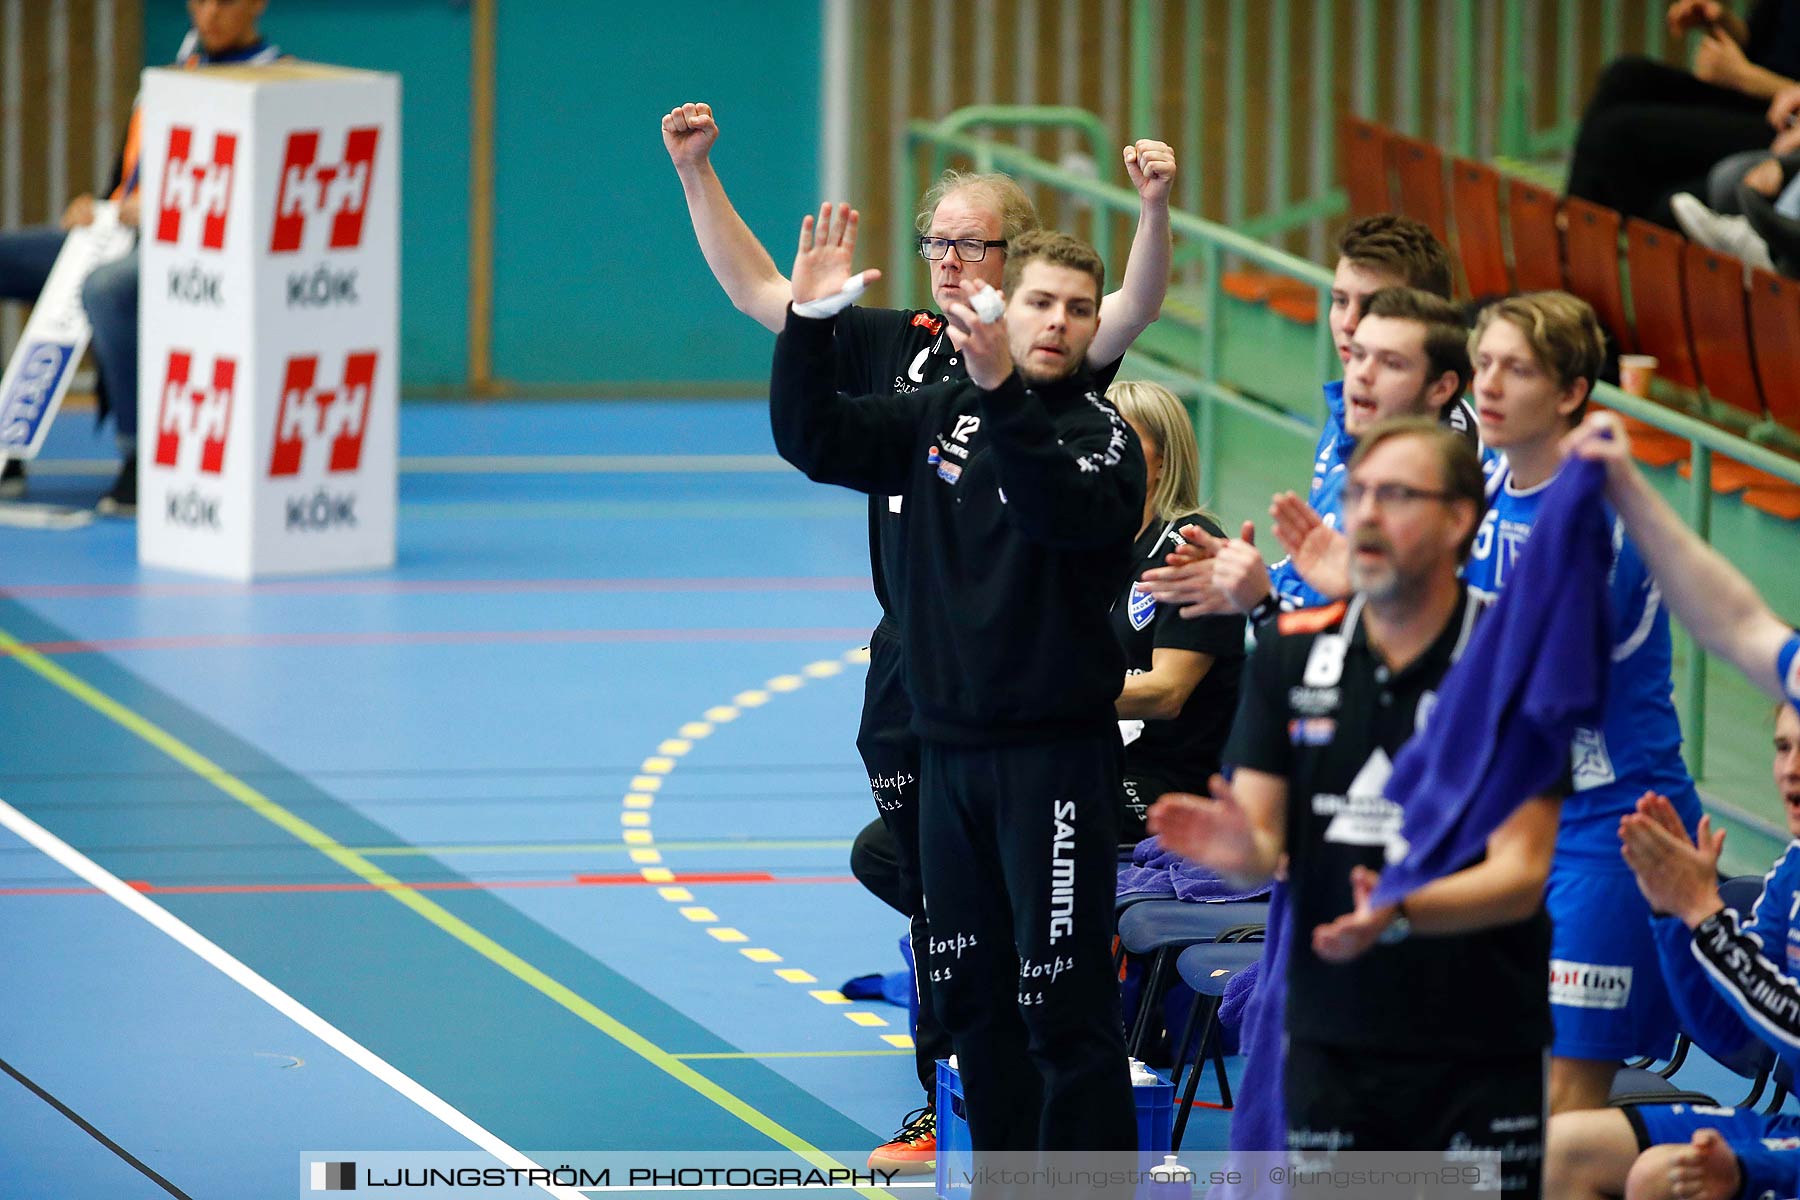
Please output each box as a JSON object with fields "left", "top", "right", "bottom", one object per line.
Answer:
{"left": 1101, "top": 0, "right": 1692, "bottom": 249}
{"left": 896, "top": 114, "right": 1337, "bottom": 501}
{"left": 901, "top": 106, "right": 1800, "bottom": 783}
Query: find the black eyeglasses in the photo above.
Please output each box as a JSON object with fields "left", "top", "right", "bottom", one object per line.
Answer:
{"left": 917, "top": 236, "right": 1008, "bottom": 263}
{"left": 1343, "top": 482, "right": 1456, "bottom": 510}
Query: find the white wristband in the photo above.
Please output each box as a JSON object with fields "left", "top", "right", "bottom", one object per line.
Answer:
{"left": 791, "top": 274, "right": 868, "bottom": 319}
{"left": 970, "top": 284, "right": 1004, "bottom": 324}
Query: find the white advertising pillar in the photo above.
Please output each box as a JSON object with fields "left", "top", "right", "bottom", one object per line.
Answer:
{"left": 137, "top": 62, "right": 399, "bottom": 579}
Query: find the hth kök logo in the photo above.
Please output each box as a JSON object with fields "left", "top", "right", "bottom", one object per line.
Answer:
{"left": 270, "top": 128, "right": 380, "bottom": 254}
{"left": 153, "top": 351, "right": 237, "bottom": 473}
{"left": 154, "top": 127, "right": 238, "bottom": 250}
{"left": 269, "top": 352, "right": 378, "bottom": 477}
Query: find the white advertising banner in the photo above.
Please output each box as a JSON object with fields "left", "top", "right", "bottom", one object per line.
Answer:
{"left": 136, "top": 62, "right": 399, "bottom": 579}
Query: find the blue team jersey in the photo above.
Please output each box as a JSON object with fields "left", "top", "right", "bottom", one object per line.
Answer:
{"left": 1466, "top": 459, "right": 1696, "bottom": 856}
{"left": 1272, "top": 382, "right": 1495, "bottom": 611}
{"left": 1640, "top": 848, "right": 1800, "bottom": 1200}
{"left": 1782, "top": 633, "right": 1800, "bottom": 707}
{"left": 1269, "top": 382, "right": 1353, "bottom": 611}
{"left": 1658, "top": 842, "right": 1800, "bottom": 1075}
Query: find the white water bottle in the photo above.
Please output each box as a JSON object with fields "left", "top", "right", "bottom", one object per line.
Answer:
{"left": 1147, "top": 1153, "right": 1195, "bottom": 1200}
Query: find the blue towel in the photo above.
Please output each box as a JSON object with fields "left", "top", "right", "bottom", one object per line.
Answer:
{"left": 1372, "top": 459, "right": 1614, "bottom": 906}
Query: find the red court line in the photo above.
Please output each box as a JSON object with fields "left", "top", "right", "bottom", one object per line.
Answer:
{"left": 5, "top": 627, "right": 875, "bottom": 656}
{"left": 0, "top": 872, "right": 858, "bottom": 897}
{"left": 1, "top": 576, "right": 870, "bottom": 600}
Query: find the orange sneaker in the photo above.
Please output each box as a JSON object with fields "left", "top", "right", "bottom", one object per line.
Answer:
{"left": 867, "top": 1105, "right": 936, "bottom": 1175}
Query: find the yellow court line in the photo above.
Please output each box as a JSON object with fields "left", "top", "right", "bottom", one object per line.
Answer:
{"left": 0, "top": 627, "right": 880, "bottom": 1194}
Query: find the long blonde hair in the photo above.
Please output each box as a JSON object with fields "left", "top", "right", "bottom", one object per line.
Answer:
{"left": 1107, "top": 380, "right": 1206, "bottom": 523}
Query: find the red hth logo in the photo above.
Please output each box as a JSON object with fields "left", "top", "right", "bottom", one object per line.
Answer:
{"left": 270, "top": 128, "right": 380, "bottom": 254}
{"left": 269, "top": 352, "right": 378, "bottom": 477}
{"left": 155, "top": 127, "right": 238, "bottom": 250}
{"left": 153, "top": 351, "right": 237, "bottom": 473}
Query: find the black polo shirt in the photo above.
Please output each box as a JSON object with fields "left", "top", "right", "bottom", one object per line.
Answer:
{"left": 833, "top": 307, "right": 960, "bottom": 629}
{"left": 831, "top": 305, "right": 1123, "bottom": 629}
{"left": 1111, "top": 513, "right": 1245, "bottom": 789}
{"left": 1223, "top": 588, "right": 1552, "bottom": 1057}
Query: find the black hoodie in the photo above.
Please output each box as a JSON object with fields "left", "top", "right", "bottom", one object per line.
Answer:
{"left": 770, "top": 308, "right": 1145, "bottom": 745}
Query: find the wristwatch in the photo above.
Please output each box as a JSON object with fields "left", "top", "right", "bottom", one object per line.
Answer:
{"left": 1378, "top": 900, "right": 1412, "bottom": 945}
{"left": 1247, "top": 593, "right": 1280, "bottom": 626}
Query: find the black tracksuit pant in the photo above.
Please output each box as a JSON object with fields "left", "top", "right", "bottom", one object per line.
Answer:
{"left": 852, "top": 626, "right": 951, "bottom": 1100}
{"left": 918, "top": 732, "right": 1137, "bottom": 1154}
{"left": 1565, "top": 56, "right": 1771, "bottom": 228}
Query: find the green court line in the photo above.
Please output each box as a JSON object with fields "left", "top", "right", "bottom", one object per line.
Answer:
{"left": 0, "top": 625, "right": 887, "bottom": 1198}
{"left": 673, "top": 1051, "right": 912, "bottom": 1061}
{"left": 351, "top": 838, "right": 856, "bottom": 857}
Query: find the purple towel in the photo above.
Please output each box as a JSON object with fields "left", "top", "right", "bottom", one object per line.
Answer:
{"left": 1372, "top": 459, "right": 1613, "bottom": 906}
{"left": 1217, "top": 958, "right": 1259, "bottom": 1034}
{"left": 1211, "top": 882, "right": 1290, "bottom": 1200}
{"left": 1118, "top": 835, "right": 1272, "bottom": 902}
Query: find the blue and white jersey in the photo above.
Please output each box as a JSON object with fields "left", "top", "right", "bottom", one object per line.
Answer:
{"left": 1466, "top": 457, "right": 1696, "bottom": 857}
{"left": 1782, "top": 632, "right": 1800, "bottom": 707}
{"left": 1269, "top": 382, "right": 1352, "bottom": 612}
{"left": 1657, "top": 842, "right": 1800, "bottom": 1080}
{"left": 1272, "top": 383, "right": 1494, "bottom": 611}
{"left": 1648, "top": 846, "right": 1800, "bottom": 1144}
{"left": 1311, "top": 378, "right": 1352, "bottom": 516}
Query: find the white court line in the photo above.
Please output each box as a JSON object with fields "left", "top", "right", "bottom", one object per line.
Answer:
{"left": 0, "top": 796, "right": 584, "bottom": 1200}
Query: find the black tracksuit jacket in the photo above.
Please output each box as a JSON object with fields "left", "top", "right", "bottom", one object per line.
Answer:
{"left": 769, "top": 308, "right": 1145, "bottom": 746}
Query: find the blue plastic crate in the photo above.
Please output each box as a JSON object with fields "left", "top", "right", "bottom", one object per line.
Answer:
{"left": 933, "top": 1059, "right": 1175, "bottom": 1199}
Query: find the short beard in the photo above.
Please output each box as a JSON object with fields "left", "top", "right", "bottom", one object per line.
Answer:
{"left": 1015, "top": 355, "right": 1081, "bottom": 388}
{"left": 1349, "top": 559, "right": 1397, "bottom": 602}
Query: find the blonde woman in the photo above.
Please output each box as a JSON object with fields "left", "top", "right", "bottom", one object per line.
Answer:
{"left": 1107, "top": 381, "right": 1246, "bottom": 841}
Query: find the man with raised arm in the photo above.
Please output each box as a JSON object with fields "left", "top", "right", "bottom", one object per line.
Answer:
{"left": 769, "top": 215, "right": 1145, "bottom": 1164}
{"left": 1564, "top": 411, "right": 1800, "bottom": 709}
{"left": 663, "top": 100, "right": 1174, "bottom": 1170}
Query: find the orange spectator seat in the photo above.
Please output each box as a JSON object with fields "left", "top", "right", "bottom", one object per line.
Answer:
{"left": 1562, "top": 198, "right": 1632, "bottom": 353}
{"left": 1450, "top": 158, "right": 1510, "bottom": 300}
{"left": 1738, "top": 269, "right": 1800, "bottom": 518}
{"left": 1507, "top": 180, "right": 1563, "bottom": 293}
{"left": 1220, "top": 270, "right": 1315, "bottom": 304}
{"left": 1749, "top": 269, "right": 1800, "bottom": 436}
{"left": 1338, "top": 116, "right": 1392, "bottom": 219}
{"left": 1679, "top": 244, "right": 1784, "bottom": 496}
{"left": 1624, "top": 219, "right": 1700, "bottom": 389}
{"left": 1385, "top": 132, "right": 1450, "bottom": 244}
{"left": 1684, "top": 244, "right": 1764, "bottom": 424}
{"left": 1269, "top": 291, "right": 1320, "bottom": 325}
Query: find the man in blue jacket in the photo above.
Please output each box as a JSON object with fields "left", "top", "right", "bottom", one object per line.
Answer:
{"left": 1139, "top": 217, "right": 1468, "bottom": 621}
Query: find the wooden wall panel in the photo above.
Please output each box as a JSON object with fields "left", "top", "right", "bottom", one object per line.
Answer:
{"left": 849, "top": 0, "right": 1679, "bottom": 298}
